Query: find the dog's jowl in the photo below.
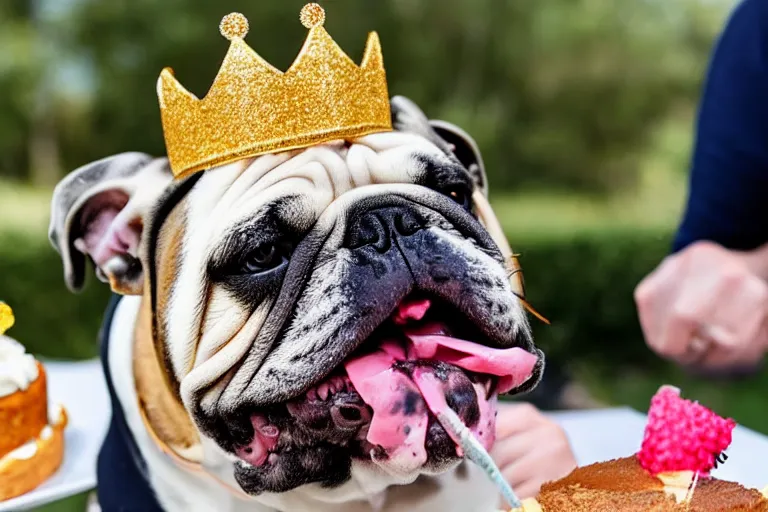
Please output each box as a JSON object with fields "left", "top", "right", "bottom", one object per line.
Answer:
{"left": 48, "top": 7, "right": 545, "bottom": 512}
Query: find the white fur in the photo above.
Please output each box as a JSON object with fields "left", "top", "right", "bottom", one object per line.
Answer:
{"left": 174, "top": 134, "right": 455, "bottom": 410}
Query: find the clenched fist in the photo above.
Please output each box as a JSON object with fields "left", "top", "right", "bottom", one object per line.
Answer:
{"left": 635, "top": 241, "right": 768, "bottom": 370}
{"left": 491, "top": 403, "right": 577, "bottom": 501}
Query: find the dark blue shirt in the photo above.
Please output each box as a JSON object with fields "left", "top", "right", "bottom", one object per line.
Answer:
{"left": 98, "top": 295, "right": 164, "bottom": 512}
{"left": 674, "top": 0, "right": 768, "bottom": 252}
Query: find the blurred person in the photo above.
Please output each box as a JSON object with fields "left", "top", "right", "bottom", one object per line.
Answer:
{"left": 635, "top": 0, "right": 768, "bottom": 371}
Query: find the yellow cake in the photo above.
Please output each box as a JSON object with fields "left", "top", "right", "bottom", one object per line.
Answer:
{"left": 0, "top": 304, "right": 68, "bottom": 501}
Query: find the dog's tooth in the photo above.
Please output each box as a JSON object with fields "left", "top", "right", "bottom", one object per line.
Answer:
{"left": 268, "top": 453, "right": 278, "bottom": 465}
{"left": 483, "top": 379, "right": 496, "bottom": 399}
{"left": 307, "top": 388, "right": 318, "bottom": 401}
{"left": 319, "top": 384, "right": 330, "bottom": 401}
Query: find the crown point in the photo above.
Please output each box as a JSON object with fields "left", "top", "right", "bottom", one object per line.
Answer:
{"left": 300, "top": 3, "right": 325, "bottom": 29}
{"left": 220, "top": 13, "right": 249, "bottom": 40}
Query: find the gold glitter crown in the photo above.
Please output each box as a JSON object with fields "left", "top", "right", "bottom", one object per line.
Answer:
{"left": 157, "top": 3, "right": 392, "bottom": 179}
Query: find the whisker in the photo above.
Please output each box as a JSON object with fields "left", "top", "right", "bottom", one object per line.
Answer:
{"left": 511, "top": 291, "right": 551, "bottom": 325}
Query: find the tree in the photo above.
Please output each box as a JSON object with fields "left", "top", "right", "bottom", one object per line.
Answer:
{"left": 21, "top": 0, "right": 735, "bottom": 192}
{"left": 0, "top": 0, "right": 42, "bottom": 180}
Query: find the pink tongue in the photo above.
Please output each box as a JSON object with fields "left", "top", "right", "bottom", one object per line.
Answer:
{"left": 345, "top": 343, "right": 430, "bottom": 471}
{"left": 344, "top": 298, "right": 538, "bottom": 469}
{"left": 405, "top": 326, "right": 536, "bottom": 394}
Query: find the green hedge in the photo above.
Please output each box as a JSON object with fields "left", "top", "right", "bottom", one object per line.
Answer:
{"left": 4, "top": 227, "right": 768, "bottom": 435}
{"left": 0, "top": 231, "right": 110, "bottom": 359}
{"left": 0, "top": 227, "right": 671, "bottom": 364}
{"left": 520, "top": 229, "right": 673, "bottom": 368}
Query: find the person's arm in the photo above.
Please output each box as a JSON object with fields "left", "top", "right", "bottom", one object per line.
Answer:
{"left": 674, "top": 0, "right": 768, "bottom": 253}
{"left": 636, "top": 0, "right": 768, "bottom": 371}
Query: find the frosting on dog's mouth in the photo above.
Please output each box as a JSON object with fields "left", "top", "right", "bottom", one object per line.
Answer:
{"left": 233, "top": 295, "right": 537, "bottom": 482}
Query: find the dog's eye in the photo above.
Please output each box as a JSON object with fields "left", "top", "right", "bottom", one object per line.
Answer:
{"left": 242, "top": 244, "right": 287, "bottom": 273}
{"left": 445, "top": 186, "right": 472, "bottom": 211}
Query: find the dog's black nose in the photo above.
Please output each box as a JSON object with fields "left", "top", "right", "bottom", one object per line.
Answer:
{"left": 345, "top": 206, "right": 425, "bottom": 252}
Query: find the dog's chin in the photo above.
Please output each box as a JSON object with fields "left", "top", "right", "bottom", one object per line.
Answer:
{"left": 227, "top": 294, "right": 539, "bottom": 495}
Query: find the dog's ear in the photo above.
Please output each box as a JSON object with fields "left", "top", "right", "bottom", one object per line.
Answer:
{"left": 391, "top": 96, "right": 488, "bottom": 197}
{"left": 49, "top": 152, "right": 173, "bottom": 295}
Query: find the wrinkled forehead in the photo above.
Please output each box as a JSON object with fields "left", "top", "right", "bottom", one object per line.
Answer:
{"left": 181, "top": 132, "right": 455, "bottom": 245}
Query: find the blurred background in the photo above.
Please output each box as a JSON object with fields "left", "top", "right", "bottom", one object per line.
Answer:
{"left": 1, "top": 0, "right": 764, "bottom": 508}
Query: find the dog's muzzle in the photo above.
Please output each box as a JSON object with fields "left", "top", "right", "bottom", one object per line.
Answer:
{"left": 199, "top": 194, "right": 542, "bottom": 495}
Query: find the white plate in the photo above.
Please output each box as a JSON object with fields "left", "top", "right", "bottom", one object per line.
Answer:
{"left": 0, "top": 360, "right": 109, "bottom": 512}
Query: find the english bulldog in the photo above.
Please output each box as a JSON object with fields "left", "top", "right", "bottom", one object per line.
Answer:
{"left": 49, "top": 97, "right": 544, "bottom": 512}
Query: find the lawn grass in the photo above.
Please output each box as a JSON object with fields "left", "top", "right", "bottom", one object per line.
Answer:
{"left": 32, "top": 494, "right": 89, "bottom": 512}
{"left": 0, "top": 160, "right": 687, "bottom": 240}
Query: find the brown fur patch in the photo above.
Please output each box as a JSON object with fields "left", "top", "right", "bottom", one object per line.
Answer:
{"left": 152, "top": 201, "right": 188, "bottom": 393}
{"left": 134, "top": 197, "right": 201, "bottom": 459}
{"left": 134, "top": 295, "right": 201, "bottom": 458}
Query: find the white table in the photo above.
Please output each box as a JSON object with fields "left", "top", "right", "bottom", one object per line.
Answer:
{"left": 2, "top": 360, "right": 767, "bottom": 511}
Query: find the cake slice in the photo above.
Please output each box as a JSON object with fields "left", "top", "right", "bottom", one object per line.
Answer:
{"left": 510, "top": 386, "right": 768, "bottom": 511}
{"left": 0, "top": 303, "right": 68, "bottom": 502}
{"left": 531, "top": 455, "right": 768, "bottom": 511}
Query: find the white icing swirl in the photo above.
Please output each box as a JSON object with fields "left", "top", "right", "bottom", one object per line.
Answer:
{"left": 0, "top": 335, "right": 39, "bottom": 397}
{"left": 49, "top": 403, "right": 63, "bottom": 424}
{"left": 40, "top": 425, "right": 53, "bottom": 441}
{"left": 6, "top": 440, "right": 37, "bottom": 460}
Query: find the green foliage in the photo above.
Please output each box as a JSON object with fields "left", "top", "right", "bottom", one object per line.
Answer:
{"left": 1, "top": 0, "right": 733, "bottom": 192}
{"left": 0, "top": 230, "right": 109, "bottom": 360}
{"left": 0, "top": 217, "right": 669, "bottom": 366}
{"left": 31, "top": 493, "right": 89, "bottom": 512}
{"left": 0, "top": 0, "right": 41, "bottom": 178}
{"left": 520, "top": 229, "right": 673, "bottom": 368}
{"left": 8, "top": 218, "right": 768, "bottom": 438}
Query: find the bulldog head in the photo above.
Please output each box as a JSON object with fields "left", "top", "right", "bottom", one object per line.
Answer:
{"left": 50, "top": 97, "right": 544, "bottom": 496}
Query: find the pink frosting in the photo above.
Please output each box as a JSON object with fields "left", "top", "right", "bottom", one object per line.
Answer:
{"left": 344, "top": 314, "right": 537, "bottom": 468}
{"left": 638, "top": 385, "right": 736, "bottom": 475}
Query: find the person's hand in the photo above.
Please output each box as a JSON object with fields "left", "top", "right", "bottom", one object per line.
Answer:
{"left": 491, "top": 403, "right": 577, "bottom": 502}
{"left": 635, "top": 241, "right": 768, "bottom": 370}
